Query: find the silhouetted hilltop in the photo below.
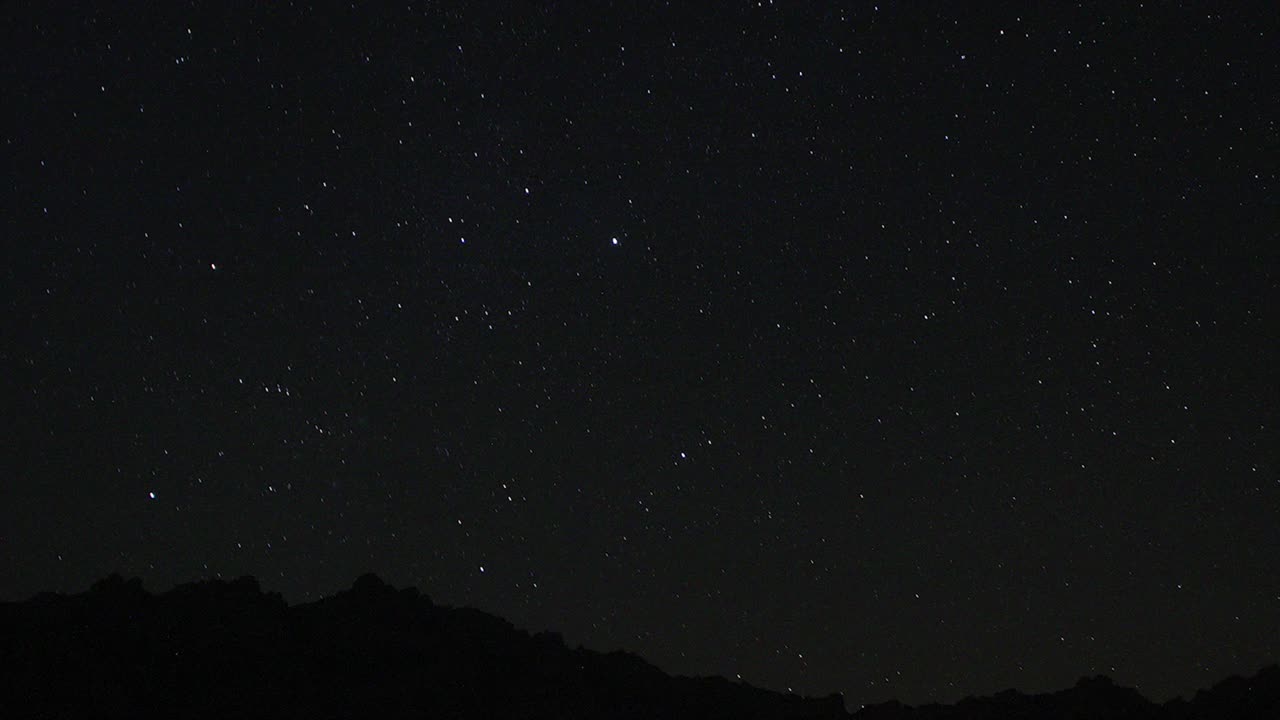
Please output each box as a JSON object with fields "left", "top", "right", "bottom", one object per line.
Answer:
{"left": 1, "top": 575, "right": 1276, "bottom": 719}
{"left": 852, "top": 666, "right": 1280, "bottom": 720}
{"left": 0, "top": 574, "right": 844, "bottom": 719}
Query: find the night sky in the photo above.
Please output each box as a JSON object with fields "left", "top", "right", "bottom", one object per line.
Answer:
{"left": 5, "top": 1, "right": 1278, "bottom": 709}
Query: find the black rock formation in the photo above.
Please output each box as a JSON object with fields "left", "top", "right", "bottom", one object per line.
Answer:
{"left": 2, "top": 575, "right": 1276, "bottom": 719}
{"left": 0, "top": 574, "right": 844, "bottom": 719}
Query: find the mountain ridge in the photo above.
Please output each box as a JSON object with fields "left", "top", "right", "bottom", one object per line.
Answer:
{"left": 1, "top": 574, "right": 1275, "bottom": 719}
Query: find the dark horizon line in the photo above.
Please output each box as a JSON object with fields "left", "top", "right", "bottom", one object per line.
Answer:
{"left": 11, "top": 570, "right": 1278, "bottom": 713}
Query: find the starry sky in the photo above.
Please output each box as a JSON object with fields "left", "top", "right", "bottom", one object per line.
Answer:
{"left": 4, "top": 1, "right": 1278, "bottom": 708}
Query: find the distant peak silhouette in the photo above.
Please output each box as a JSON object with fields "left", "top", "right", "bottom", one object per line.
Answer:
{"left": 351, "top": 572, "right": 389, "bottom": 593}
{"left": 2, "top": 575, "right": 1277, "bottom": 719}
{"left": 88, "top": 573, "right": 145, "bottom": 596}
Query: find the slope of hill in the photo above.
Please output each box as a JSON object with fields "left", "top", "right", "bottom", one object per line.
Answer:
{"left": 852, "top": 667, "right": 1280, "bottom": 720}
{"left": 1, "top": 575, "right": 1275, "bottom": 719}
{"left": 0, "top": 574, "right": 845, "bottom": 719}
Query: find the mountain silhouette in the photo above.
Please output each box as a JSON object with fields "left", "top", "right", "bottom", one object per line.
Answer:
{"left": 851, "top": 667, "right": 1280, "bottom": 720}
{"left": 0, "top": 574, "right": 1275, "bottom": 719}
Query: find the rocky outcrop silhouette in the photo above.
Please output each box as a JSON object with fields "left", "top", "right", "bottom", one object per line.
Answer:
{"left": 0, "top": 574, "right": 844, "bottom": 719}
{"left": 1, "top": 574, "right": 1276, "bottom": 719}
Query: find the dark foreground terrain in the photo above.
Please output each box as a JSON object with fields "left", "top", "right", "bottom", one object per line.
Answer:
{"left": 1, "top": 575, "right": 1275, "bottom": 719}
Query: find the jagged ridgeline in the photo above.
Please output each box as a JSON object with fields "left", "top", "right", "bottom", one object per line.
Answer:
{"left": 1, "top": 575, "right": 1276, "bottom": 719}
{"left": 0, "top": 574, "right": 845, "bottom": 719}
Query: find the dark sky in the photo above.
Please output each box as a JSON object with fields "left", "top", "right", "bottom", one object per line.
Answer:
{"left": 5, "top": 1, "right": 1277, "bottom": 708}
